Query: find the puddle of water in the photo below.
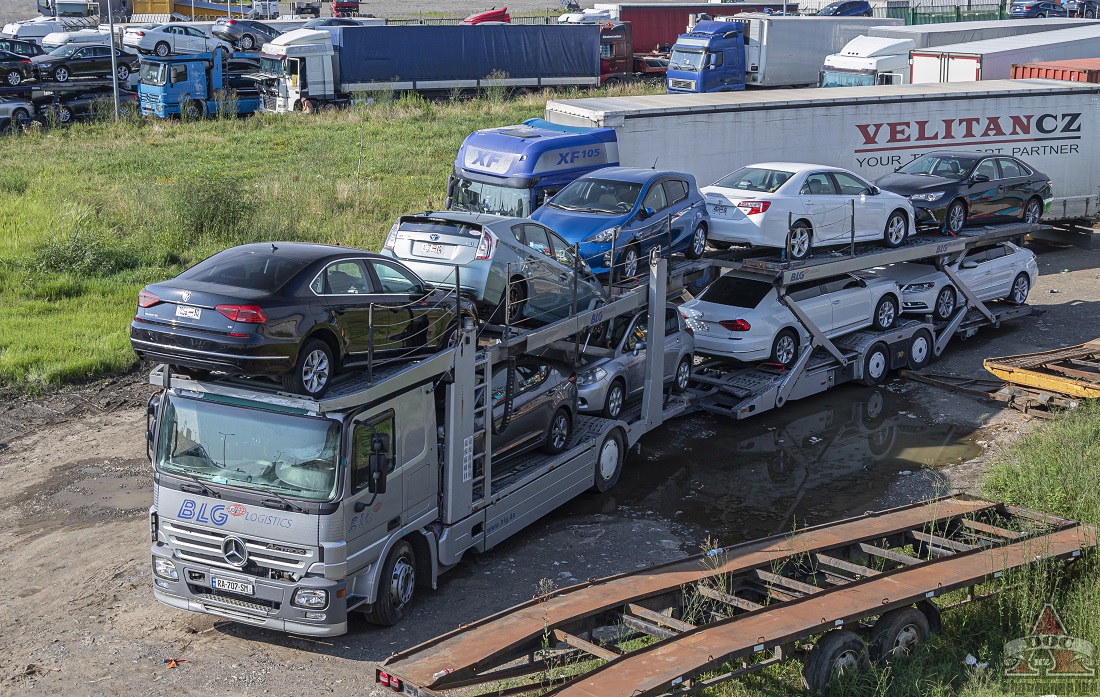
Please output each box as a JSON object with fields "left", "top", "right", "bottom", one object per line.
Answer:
{"left": 51, "top": 474, "right": 151, "bottom": 511}
{"left": 562, "top": 384, "right": 981, "bottom": 545}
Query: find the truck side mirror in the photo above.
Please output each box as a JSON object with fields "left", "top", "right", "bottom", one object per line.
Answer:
{"left": 146, "top": 393, "right": 161, "bottom": 463}
{"left": 367, "top": 433, "right": 391, "bottom": 494}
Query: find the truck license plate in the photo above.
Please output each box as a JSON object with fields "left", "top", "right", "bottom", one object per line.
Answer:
{"left": 419, "top": 243, "right": 444, "bottom": 256}
{"left": 211, "top": 577, "right": 254, "bottom": 595}
{"left": 175, "top": 305, "right": 202, "bottom": 319}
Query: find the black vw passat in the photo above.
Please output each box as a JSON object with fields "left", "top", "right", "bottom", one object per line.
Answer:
{"left": 130, "top": 243, "right": 468, "bottom": 397}
{"left": 875, "top": 152, "right": 1052, "bottom": 235}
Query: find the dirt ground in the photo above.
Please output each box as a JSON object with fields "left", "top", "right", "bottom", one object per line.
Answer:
{"left": 1, "top": 238, "right": 1097, "bottom": 696}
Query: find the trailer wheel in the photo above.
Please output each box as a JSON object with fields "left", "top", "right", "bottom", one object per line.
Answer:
{"left": 593, "top": 428, "right": 624, "bottom": 492}
{"left": 870, "top": 607, "right": 931, "bottom": 662}
{"left": 861, "top": 342, "right": 890, "bottom": 386}
{"left": 934, "top": 285, "right": 956, "bottom": 322}
{"left": 1023, "top": 197, "right": 1042, "bottom": 224}
{"left": 5, "top": 69, "right": 21, "bottom": 86}
{"left": 786, "top": 221, "right": 812, "bottom": 260}
{"left": 945, "top": 200, "right": 967, "bottom": 235}
{"left": 541, "top": 408, "right": 572, "bottom": 454}
{"left": 802, "top": 629, "right": 870, "bottom": 693}
{"left": 907, "top": 328, "right": 933, "bottom": 370}
{"left": 883, "top": 210, "right": 908, "bottom": 248}
{"left": 872, "top": 295, "right": 897, "bottom": 330}
{"left": 365, "top": 540, "right": 416, "bottom": 626}
{"left": 1008, "top": 273, "right": 1031, "bottom": 304}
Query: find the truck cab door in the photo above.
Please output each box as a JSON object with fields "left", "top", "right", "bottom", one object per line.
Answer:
{"left": 345, "top": 410, "right": 406, "bottom": 575}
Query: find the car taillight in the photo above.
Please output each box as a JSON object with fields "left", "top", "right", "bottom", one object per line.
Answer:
{"left": 226, "top": 19, "right": 237, "bottom": 24}
{"left": 134, "top": 30, "right": 145, "bottom": 36}
{"left": 22, "top": 59, "right": 30, "bottom": 64}
{"left": 216, "top": 304, "right": 267, "bottom": 323}
{"left": 684, "top": 325, "right": 694, "bottom": 336}
{"left": 138, "top": 289, "right": 161, "bottom": 308}
{"left": 475, "top": 230, "right": 495, "bottom": 260}
{"left": 736, "top": 201, "right": 771, "bottom": 215}
{"left": 719, "top": 319, "right": 751, "bottom": 331}
{"left": 383, "top": 223, "right": 399, "bottom": 250}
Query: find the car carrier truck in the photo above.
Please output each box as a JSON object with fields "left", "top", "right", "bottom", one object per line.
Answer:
{"left": 255, "top": 24, "right": 600, "bottom": 112}
{"left": 138, "top": 48, "right": 261, "bottom": 118}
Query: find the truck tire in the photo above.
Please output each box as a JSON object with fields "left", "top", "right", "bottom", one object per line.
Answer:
{"left": 907, "top": 329, "right": 933, "bottom": 371}
{"left": 364, "top": 540, "right": 416, "bottom": 626}
{"left": 604, "top": 76, "right": 622, "bottom": 88}
{"left": 593, "top": 428, "right": 624, "bottom": 492}
{"left": 155, "top": 41, "right": 170, "bottom": 57}
{"left": 282, "top": 338, "right": 335, "bottom": 397}
{"left": 802, "top": 630, "right": 869, "bottom": 693}
{"left": 860, "top": 342, "right": 890, "bottom": 386}
{"left": 541, "top": 408, "right": 572, "bottom": 454}
{"left": 182, "top": 100, "right": 204, "bottom": 120}
{"left": 883, "top": 210, "right": 907, "bottom": 248}
{"left": 870, "top": 607, "right": 930, "bottom": 662}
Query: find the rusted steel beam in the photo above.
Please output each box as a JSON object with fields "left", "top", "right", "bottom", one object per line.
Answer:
{"left": 752, "top": 569, "right": 821, "bottom": 596}
{"left": 621, "top": 615, "right": 677, "bottom": 641}
{"left": 812, "top": 553, "right": 880, "bottom": 577}
{"left": 695, "top": 584, "right": 763, "bottom": 612}
{"left": 909, "top": 529, "right": 975, "bottom": 553}
{"left": 553, "top": 630, "right": 618, "bottom": 662}
{"left": 858, "top": 543, "right": 922, "bottom": 566}
{"left": 961, "top": 519, "right": 1025, "bottom": 540}
{"left": 627, "top": 604, "right": 695, "bottom": 633}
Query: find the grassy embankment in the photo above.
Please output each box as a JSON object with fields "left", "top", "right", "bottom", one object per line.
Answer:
{"left": 0, "top": 85, "right": 652, "bottom": 392}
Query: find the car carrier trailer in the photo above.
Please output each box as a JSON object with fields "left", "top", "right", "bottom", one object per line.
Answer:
{"left": 379, "top": 496, "right": 1097, "bottom": 695}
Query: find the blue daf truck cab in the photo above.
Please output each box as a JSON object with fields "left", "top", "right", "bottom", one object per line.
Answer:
{"left": 138, "top": 48, "right": 262, "bottom": 118}
{"left": 665, "top": 20, "right": 747, "bottom": 93}
{"left": 446, "top": 118, "right": 621, "bottom": 218}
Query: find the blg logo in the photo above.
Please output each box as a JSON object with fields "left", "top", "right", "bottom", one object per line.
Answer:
{"left": 178, "top": 499, "right": 229, "bottom": 526}
{"left": 790, "top": 270, "right": 806, "bottom": 282}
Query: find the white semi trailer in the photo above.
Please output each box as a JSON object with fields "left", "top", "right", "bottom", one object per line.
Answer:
{"left": 911, "top": 25, "right": 1100, "bottom": 83}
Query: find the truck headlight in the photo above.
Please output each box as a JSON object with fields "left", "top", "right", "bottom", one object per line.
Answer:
{"left": 153, "top": 557, "right": 178, "bottom": 581}
{"left": 578, "top": 367, "right": 607, "bottom": 386}
{"left": 903, "top": 282, "right": 936, "bottom": 293}
{"left": 586, "top": 226, "right": 619, "bottom": 244}
{"left": 292, "top": 588, "right": 328, "bottom": 609}
{"left": 908, "top": 191, "right": 945, "bottom": 202}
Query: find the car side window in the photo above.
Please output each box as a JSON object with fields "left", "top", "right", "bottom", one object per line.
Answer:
{"left": 624, "top": 315, "right": 648, "bottom": 352}
{"left": 94, "top": 46, "right": 111, "bottom": 57}
{"left": 831, "top": 172, "right": 871, "bottom": 196}
{"left": 800, "top": 173, "right": 837, "bottom": 196}
{"left": 322, "top": 260, "right": 373, "bottom": 294}
{"left": 546, "top": 229, "right": 577, "bottom": 267}
{"left": 986, "top": 245, "right": 1008, "bottom": 261}
{"left": 997, "top": 158, "right": 1024, "bottom": 178}
{"left": 788, "top": 281, "right": 823, "bottom": 301}
{"left": 370, "top": 260, "right": 423, "bottom": 294}
{"left": 522, "top": 224, "right": 553, "bottom": 258}
{"left": 975, "top": 159, "right": 999, "bottom": 180}
{"left": 186, "top": 27, "right": 204, "bottom": 37}
{"left": 664, "top": 308, "right": 680, "bottom": 335}
{"left": 351, "top": 411, "right": 396, "bottom": 492}
{"left": 663, "top": 179, "right": 689, "bottom": 205}
{"left": 73, "top": 47, "right": 90, "bottom": 58}
{"left": 964, "top": 249, "right": 991, "bottom": 265}
{"left": 642, "top": 181, "right": 668, "bottom": 211}
{"left": 170, "top": 64, "right": 187, "bottom": 83}
{"left": 515, "top": 361, "right": 550, "bottom": 392}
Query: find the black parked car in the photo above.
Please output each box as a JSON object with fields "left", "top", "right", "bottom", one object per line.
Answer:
{"left": 31, "top": 44, "right": 139, "bottom": 83}
{"left": 0, "top": 38, "right": 46, "bottom": 59}
{"left": 874, "top": 152, "right": 1052, "bottom": 234}
{"left": 130, "top": 243, "right": 472, "bottom": 397}
{"left": 0, "top": 49, "right": 33, "bottom": 86}
{"left": 36, "top": 86, "right": 140, "bottom": 124}
{"left": 1064, "top": 0, "right": 1099, "bottom": 16}
{"left": 816, "top": 0, "right": 873, "bottom": 15}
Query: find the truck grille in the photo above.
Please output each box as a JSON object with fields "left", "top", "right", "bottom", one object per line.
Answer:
{"left": 669, "top": 78, "right": 695, "bottom": 91}
{"left": 191, "top": 585, "right": 280, "bottom": 614}
{"left": 163, "top": 519, "right": 316, "bottom": 576}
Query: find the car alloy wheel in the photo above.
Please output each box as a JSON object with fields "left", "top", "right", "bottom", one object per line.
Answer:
{"left": 241, "top": 34, "right": 255, "bottom": 50}
{"left": 1024, "top": 198, "right": 1042, "bottom": 224}
{"left": 1010, "top": 274, "right": 1030, "bottom": 304}
{"left": 58, "top": 106, "right": 72, "bottom": 124}
{"left": 604, "top": 381, "right": 624, "bottom": 418}
{"left": 787, "top": 223, "right": 811, "bottom": 260}
{"left": 155, "top": 41, "right": 170, "bottom": 57}
{"left": 54, "top": 66, "right": 69, "bottom": 82}
{"left": 687, "top": 224, "right": 707, "bottom": 259}
{"left": 874, "top": 296, "right": 896, "bottom": 329}
{"left": 884, "top": 212, "right": 907, "bottom": 247}
{"left": 934, "top": 286, "right": 956, "bottom": 321}
{"left": 675, "top": 356, "right": 691, "bottom": 390}
{"left": 544, "top": 409, "right": 571, "bottom": 453}
{"left": 772, "top": 329, "right": 798, "bottom": 365}
{"left": 117, "top": 64, "right": 130, "bottom": 81}
{"left": 946, "top": 201, "right": 966, "bottom": 234}
{"left": 621, "top": 245, "right": 639, "bottom": 279}
{"left": 5, "top": 70, "right": 20, "bottom": 86}
{"left": 301, "top": 347, "right": 330, "bottom": 393}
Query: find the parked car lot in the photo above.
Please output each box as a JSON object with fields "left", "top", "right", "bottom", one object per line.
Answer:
{"left": 0, "top": 49, "right": 32, "bottom": 86}
{"left": 577, "top": 306, "right": 694, "bottom": 418}
{"left": 875, "top": 152, "right": 1052, "bottom": 234}
{"left": 123, "top": 24, "right": 232, "bottom": 57}
{"left": 32, "top": 44, "right": 139, "bottom": 82}
{"left": 680, "top": 271, "right": 900, "bottom": 366}
{"left": 702, "top": 163, "right": 915, "bottom": 260}
{"left": 210, "top": 18, "right": 281, "bottom": 50}
{"left": 130, "top": 243, "right": 468, "bottom": 397}
{"left": 868, "top": 241, "right": 1038, "bottom": 320}
{"left": 531, "top": 167, "right": 709, "bottom": 278}
{"left": 382, "top": 211, "right": 606, "bottom": 324}
{"left": 36, "top": 86, "right": 139, "bottom": 124}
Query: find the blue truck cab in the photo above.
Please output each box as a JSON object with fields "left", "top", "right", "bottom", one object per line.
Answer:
{"left": 138, "top": 48, "right": 262, "bottom": 118}
{"left": 666, "top": 20, "right": 746, "bottom": 93}
{"left": 447, "top": 118, "right": 621, "bottom": 218}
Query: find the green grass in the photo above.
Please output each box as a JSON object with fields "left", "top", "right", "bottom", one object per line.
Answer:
{"left": 0, "top": 85, "right": 657, "bottom": 392}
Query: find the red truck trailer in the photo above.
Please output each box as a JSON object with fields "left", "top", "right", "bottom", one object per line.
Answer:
{"left": 1011, "top": 56, "right": 1100, "bottom": 83}
{"left": 598, "top": 2, "right": 797, "bottom": 51}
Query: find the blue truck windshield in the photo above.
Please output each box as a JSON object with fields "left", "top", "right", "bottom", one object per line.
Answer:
{"left": 669, "top": 49, "right": 705, "bottom": 71}
{"left": 140, "top": 62, "right": 166, "bottom": 86}
{"left": 451, "top": 176, "right": 531, "bottom": 217}
{"left": 155, "top": 396, "right": 341, "bottom": 502}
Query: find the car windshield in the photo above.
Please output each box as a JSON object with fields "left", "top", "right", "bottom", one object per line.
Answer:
{"left": 697, "top": 274, "right": 772, "bottom": 308}
{"left": 139, "top": 61, "right": 166, "bottom": 86}
{"left": 548, "top": 177, "right": 642, "bottom": 214}
{"left": 669, "top": 48, "right": 705, "bottom": 71}
{"left": 451, "top": 175, "right": 531, "bottom": 216}
{"left": 48, "top": 44, "right": 80, "bottom": 57}
{"left": 899, "top": 155, "right": 979, "bottom": 180}
{"left": 817, "top": 4, "right": 841, "bottom": 14}
{"left": 712, "top": 166, "right": 793, "bottom": 193}
{"left": 177, "top": 251, "right": 310, "bottom": 291}
{"left": 155, "top": 396, "right": 342, "bottom": 502}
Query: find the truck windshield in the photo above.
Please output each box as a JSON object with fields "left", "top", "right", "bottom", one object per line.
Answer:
{"left": 259, "top": 56, "right": 283, "bottom": 76}
{"left": 820, "top": 70, "right": 875, "bottom": 88}
{"left": 451, "top": 176, "right": 531, "bottom": 217}
{"left": 669, "top": 49, "right": 705, "bottom": 71}
{"left": 155, "top": 396, "right": 342, "bottom": 502}
{"left": 140, "top": 62, "right": 166, "bottom": 86}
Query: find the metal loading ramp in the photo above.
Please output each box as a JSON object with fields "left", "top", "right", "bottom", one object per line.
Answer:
{"left": 380, "top": 498, "right": 1095, "bottom": 695}
{"left": 985, "top": 339, "right": 1100, "bottom": 400}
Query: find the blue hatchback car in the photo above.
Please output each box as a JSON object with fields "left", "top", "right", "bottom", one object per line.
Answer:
{"left": 530, "top": 167, "right": 709, "bottom": 278}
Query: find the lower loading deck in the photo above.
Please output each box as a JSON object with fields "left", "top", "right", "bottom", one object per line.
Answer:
{"left": 381, "top": 497, "right": 1096, "bottom": 696}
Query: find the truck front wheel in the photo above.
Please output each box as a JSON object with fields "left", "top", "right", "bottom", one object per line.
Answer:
{"left": 365, "top": 540, "right": 416, "bottom": 626}
{"left": 182, "top": 100, "right": 204, "bottom": 121}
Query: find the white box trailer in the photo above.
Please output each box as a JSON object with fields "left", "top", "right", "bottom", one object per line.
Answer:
{"left": 868, "top": 17, "right": 1100, "bottom": 50}
{"left": 544, "top": 80, "right": 1100, "bottom": 221}
{"left": 911, "top": 25, "right": 1100, "bottom": 83}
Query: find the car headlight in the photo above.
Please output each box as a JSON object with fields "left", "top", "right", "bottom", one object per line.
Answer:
{"left": 908, "top": 191, "right": 945, "bottom": 202}
{"left": 903, "top": 282, "right": 936, "bottom": 293}
{"left": 577, "top": 367, "right": 607, "bottom": 386}
{"left": 292, "top": 588, "right": 329, "bottom": 609}
{"left": 153, "top": 557, "right": 178, "bottom": 581}
{"left": 586, "top": 226, "right": 619, "bottom": 244}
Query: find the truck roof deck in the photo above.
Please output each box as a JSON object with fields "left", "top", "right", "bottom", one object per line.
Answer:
{"left": 913, "top": 24, "right": 1100, "bottom": 56}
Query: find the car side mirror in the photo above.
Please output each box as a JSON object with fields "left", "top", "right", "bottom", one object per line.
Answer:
{"left": 869, "top": 186, "right": 880, "bottom": 195}
{"left": 972, "top": 174, "right": 990, "bottom": 183}
{"left": 633, "top": 340, "right": 647, "bottom": 356}
{"left": 960, "top": 261, "right": 978, "bottom": 269}
{"left": 367, "top": 433, "right": 390, "bottom": 494}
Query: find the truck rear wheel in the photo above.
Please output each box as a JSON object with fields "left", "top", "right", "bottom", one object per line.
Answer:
{"left": 364, "top": 540, "right": 416, "bottom": 626}
{"left": 907, "top": 329, "right": 933, "bottom": 371}
{"left": 593, "top": 428, "right": 624, "bottom": 492}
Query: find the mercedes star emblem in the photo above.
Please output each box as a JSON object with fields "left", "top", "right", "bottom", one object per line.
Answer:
{"left": 222, "top": 536, "right": 249, "bottom": 567}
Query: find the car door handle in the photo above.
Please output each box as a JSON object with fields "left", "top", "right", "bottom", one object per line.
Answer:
{"left": 832, "top": 300, "right": 842, "bottom": 304}
{"left": 332, "top": 306, "right": 348, "bottom": 314}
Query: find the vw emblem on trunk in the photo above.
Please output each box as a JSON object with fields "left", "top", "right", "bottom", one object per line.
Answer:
{"left": 222, "top": 536, "right": 248, "bottom": 567}
{"left": 429, "top": 233, "right": 439, "bottom": 241}
{"left": 181, "top": 290, "right": 192, "bottom": 303}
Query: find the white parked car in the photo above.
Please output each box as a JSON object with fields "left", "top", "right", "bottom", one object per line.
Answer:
{"left": 679, "top": 271, "right": 900, "bottom": 365}
{"left": 122, "top": 24, "right": 232, "bottom": 57}
{"left": 40, "top": 29, "right": 110, "bottom": 52}
{"left": 868, "top": 241, "right": 1039, "bottom": 321}
{"left": 702, "top": 163, "right": 916, "bottom": 260}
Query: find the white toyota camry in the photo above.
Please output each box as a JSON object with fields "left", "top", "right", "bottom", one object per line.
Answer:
{"left": 702, "top": 163, "right": 916, "bottom": 260}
